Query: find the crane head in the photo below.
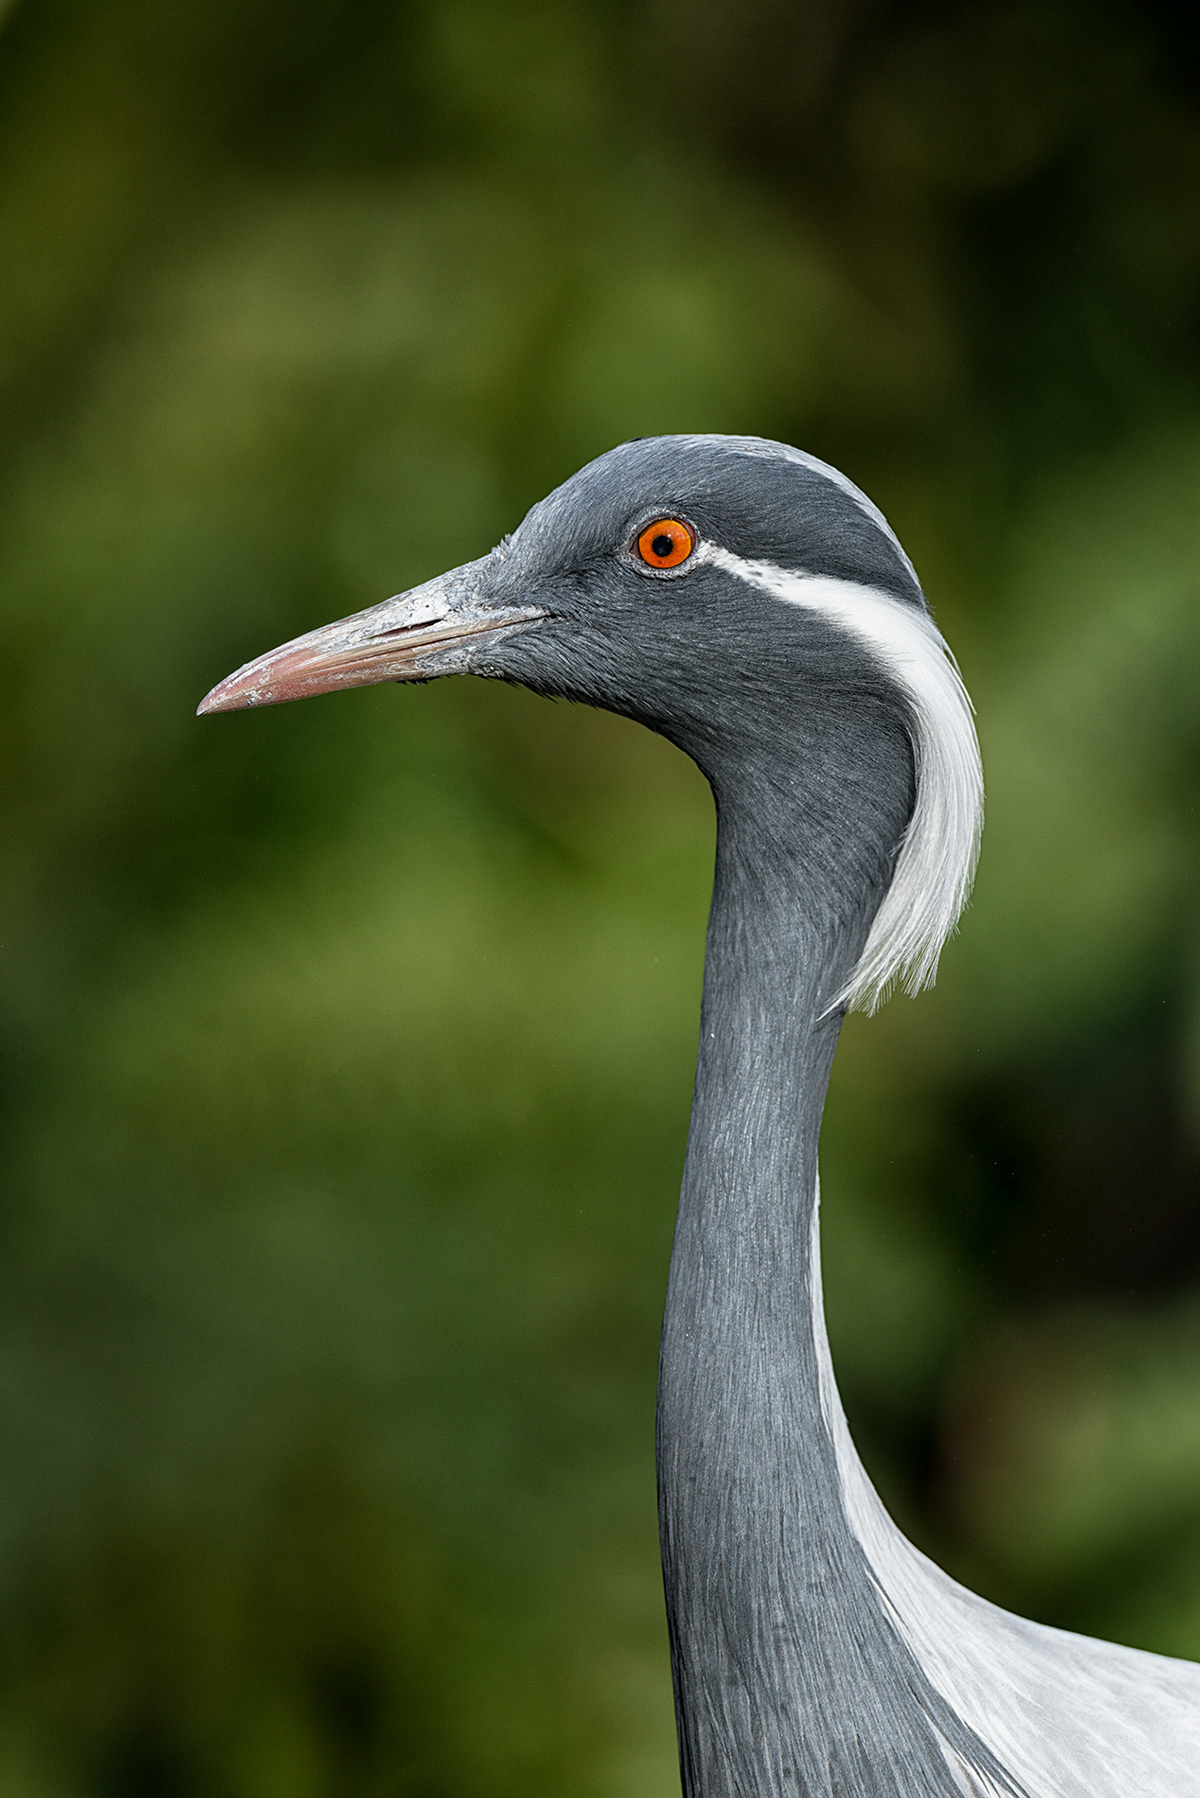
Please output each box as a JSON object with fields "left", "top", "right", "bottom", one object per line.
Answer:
{"left": 198, "top": 435, "right": 981, "bottom": 1010}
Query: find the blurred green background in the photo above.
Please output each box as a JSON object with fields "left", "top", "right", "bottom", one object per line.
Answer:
{"left": 2, "top": 0, "right": 1200, "bottom": 1791}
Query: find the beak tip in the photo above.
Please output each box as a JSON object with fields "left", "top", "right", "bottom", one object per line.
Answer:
{"left": 197, "top": 676, "right": 257, "bottom": 716}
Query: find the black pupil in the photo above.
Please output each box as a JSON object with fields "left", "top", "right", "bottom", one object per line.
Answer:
{"left": 651, "top": 532, "right": 675, "bottom": 559}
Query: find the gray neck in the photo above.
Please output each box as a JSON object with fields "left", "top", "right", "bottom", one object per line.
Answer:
{"left": 656, "top": 801, "right": 1020, "bottom": 1798}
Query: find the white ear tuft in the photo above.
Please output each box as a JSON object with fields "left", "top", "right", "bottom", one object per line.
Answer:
{"left": 831, "top": 595, "right": 982, "bottom": 1013}
{"left": 699, "top": 547, "right": 983, "bottom": 1013}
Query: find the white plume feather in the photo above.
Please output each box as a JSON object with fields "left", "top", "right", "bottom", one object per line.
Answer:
{"left": 700, "top": 546, "right": 983, "bottom": 1013}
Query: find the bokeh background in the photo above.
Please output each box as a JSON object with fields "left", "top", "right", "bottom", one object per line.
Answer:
{"left": 2, "top": 0, "right": 1200, "bottom": 1791}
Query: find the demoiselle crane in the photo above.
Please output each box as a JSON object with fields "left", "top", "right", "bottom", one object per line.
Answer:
{"left": 199, "top": 436, "right": 1200, "bottom": 1797}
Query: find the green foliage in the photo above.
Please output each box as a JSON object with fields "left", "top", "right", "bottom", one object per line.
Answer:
{"left": 3, "top": 1, "right": 1200, "bottom": 1792}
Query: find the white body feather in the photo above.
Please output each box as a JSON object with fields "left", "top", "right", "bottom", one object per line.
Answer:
{"left": 809, "top": 1186, "right": 1200, "bottom": 1797}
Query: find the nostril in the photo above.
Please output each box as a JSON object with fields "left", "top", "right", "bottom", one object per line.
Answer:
{"left": 373, "top": 614, "right": 447, "bottom": 639}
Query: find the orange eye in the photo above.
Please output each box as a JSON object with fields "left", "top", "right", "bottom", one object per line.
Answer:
{"left": 636, "top": 518, "right": 695, "bottom": 569}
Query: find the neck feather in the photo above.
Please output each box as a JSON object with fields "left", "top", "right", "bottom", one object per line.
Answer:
{"left": 656, "top": 807, "right": 1023, "bottom": 1798}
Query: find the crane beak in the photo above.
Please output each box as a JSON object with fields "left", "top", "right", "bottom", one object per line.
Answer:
{"left": 196, "top": 562, "right": 541, "bottom": 716}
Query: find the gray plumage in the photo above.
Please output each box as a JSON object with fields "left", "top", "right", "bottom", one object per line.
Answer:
{"left": 199, "top": 435, "right": 1200, "bottom": 1797}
